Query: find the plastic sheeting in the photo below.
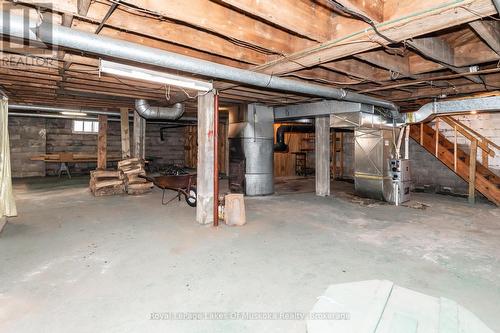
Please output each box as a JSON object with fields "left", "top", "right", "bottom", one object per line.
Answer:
{"left": 0, "top": 97, "right": 17, "bottom": 217}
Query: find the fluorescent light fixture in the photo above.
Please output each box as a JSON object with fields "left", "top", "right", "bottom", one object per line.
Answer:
{"left": 99, "top": 60, "right": 212, "bottom": 92}
{"left": 61, "top": 111, "right": 88, "bottom": 116}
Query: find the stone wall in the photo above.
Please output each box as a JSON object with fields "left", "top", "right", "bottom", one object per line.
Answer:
{"left": 9, "top": 117, "right": 186, "bottom": 177}
{"left": 9, "top": 117, "right": 46, "bottom": 178}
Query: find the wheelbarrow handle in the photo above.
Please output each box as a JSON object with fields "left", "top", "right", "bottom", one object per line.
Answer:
{"left": 138, "top": 174, "right": 155, "bottom": 183}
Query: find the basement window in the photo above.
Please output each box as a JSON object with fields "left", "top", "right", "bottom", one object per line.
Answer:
{"left": 73, "top": 120, "right": 99, "bottom": 134}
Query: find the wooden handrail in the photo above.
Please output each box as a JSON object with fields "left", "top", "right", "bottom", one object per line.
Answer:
{"left": 439, "top": 116, "right": 496, "bottom": 157}
{"left": 441, "top": 116, "right": 499, "bottom": 150}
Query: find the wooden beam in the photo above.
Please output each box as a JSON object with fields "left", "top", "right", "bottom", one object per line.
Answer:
{"left": 197, "top": 90, "right": 215, "bottom": 225}
{"left": 355, "top": 50, "right": 414, "bottom": 78}
{"left": 335, "top": 0, "right": 384, "bottom": 22}
{"left": 77, "top": 0, "right": 92, "bottom": 16}
{"left": 97, "top": 114, "right": 108, "bottom": 170}
{"left": 255, "top": 0, "right": 496, "bottom": 75}
{"left": 71, "top": 20, "right": 256, "bottom": 67}
{"left": 120, "top": 0, "right": 314, "bottom": 54}
{"left": 216, "top": 0, "right": 336, "bottom": 42}
{"left": 469, "top": 139, "right": 477, "bottom": 204}
{"left": 469, "top": 20, "right": 500, "bottom": 56}
{"left": 315, "top": 116, "right": 330, "bottom": 196}
{"left": 120, "top": 107, "right": 131, "bottom": 159}
{"left": 322, "top": 59, "right": 391, "bottom": 82}
{"left": 406, "top": 37, "right": 483, "bottom": 83}
{"left": 133, "top": 111, "right": 142, "bottom": 158}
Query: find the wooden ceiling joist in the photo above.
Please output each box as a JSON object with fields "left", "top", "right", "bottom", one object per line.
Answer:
{"left": 255, "top": 0, "right": 497, "bottom": 75}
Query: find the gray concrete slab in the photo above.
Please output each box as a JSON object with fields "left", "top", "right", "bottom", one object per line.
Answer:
{"left": 1, "top": 176, "right": 499, "bottom": 332}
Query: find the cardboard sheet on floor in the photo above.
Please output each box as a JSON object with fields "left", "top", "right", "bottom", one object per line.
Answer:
{"left": 307, "top": 280, "right": 493, "bottom": 333}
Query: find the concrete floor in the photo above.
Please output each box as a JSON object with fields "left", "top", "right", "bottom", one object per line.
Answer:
{"left": 1, "top": 176, "right": 499, "bottom": 332}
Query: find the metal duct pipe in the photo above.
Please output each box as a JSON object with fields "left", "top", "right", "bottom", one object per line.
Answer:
{"left": 0, "top": 13, "right": 398, "bottom": 112}
{"left": 274, "top": 125, "right": 315, "bottom": 152}
{"left": 405, "top": 96, "right": 500, "bottom": 123}
{"left": 135, "top": 99, "right": 184, "bottom": 120}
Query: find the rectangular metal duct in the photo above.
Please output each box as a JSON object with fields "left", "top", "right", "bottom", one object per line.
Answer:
{"left": 354, "top": 128, "right": 395, "bottom": 201}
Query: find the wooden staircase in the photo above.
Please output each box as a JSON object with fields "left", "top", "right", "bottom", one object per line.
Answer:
{"left": 410, "top": 117, "right": 500, "bottom": 206}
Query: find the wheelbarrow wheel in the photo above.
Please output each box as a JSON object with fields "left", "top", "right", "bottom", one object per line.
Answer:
{"left": 185, "top": 187, "right": 197, "bottom": 207}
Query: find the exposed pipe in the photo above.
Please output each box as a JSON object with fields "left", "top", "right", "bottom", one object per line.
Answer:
{"left": 8, "top": 111, "right": 196, "bottom": 125}
{"left": 9, "top": 103, "right": 196, "bottom": 122}
{"left": 8, "top": 104, "right": 120, "bottom": 116}
{"left": 160, "top": 125, "right": 187, "bottom": 141}
{"left": 0, "top": 13, "right": 398, "bottom": 112}
{"left": 404, "top": 125, "right": 410, "bottom": 160}
{"left": 135, "top": 99, "right": 185, "bottom": 120}
{"left": 8, "top": 112, "right": 101, "bottom": 121}
{"left": 274, "top": 125, "right": 315, "bottom": 152}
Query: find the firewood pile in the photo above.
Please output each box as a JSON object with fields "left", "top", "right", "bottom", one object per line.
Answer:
{"left": 89, "top": 170, "right": 125, "bottom": 196}
{"left": 117, "top": 158, "right": 154, "bottom": 195}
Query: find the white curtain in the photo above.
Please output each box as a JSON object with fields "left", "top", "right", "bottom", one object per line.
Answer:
{"left": 0, "top": 97, "right": 17, "bottom": 217}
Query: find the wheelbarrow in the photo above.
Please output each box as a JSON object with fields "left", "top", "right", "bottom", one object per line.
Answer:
{"left": 140, "top": 174, "right": 197, "bottom": 207}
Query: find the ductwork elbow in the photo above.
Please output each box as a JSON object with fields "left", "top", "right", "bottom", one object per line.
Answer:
{"left": 135, "top": 99, "right": 185, "bottom": 120}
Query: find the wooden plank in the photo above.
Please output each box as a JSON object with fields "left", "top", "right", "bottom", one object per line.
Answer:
{"left": 118, "top": 0, "right": 314, "bottom": 55}
{"left": 77, "top": 0, "right": 92, "bottom": 16}
{"left": 355, "top": 50, "right": 413, "bottom": 78}
{"left": 407, "top": 37, "right": 482, "bottom": 83}
{"left": 435, "top": 118, "right": 439, "bottom": 157}
{"left": 335, "top": 0, "right": 384, "bottom": 22}
{"left": 469, "top": 140, "right": 477, "bottom": 204}
{"left": 315, "top": 116, "right": 330, "bottom": 196}
{"left": 454, "top": 125, "right": 457, "bottom": 172}
{"left": 197, "top": 91, "right": 215, "bottom": 225}
{"left": 133, "top": 111, "right": 141, "bottom": 159}
{"left": 97, "top": 114, "right": 107, "bottom": 170}
{"left": 120, "top": 107, "right": 131, "bottom": 159}
{"left": 468, "top": 20, "right": 500, "bottom": 56}
{"left": 255, "top": 0, "right": 496, "bottom": 75}
{"left": 217, "top": 0, "right": 336, "bottom": 42}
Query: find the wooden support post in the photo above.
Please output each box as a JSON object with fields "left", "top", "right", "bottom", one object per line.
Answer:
{"left": 141, "top": 117, "right": 146, "bottom": 160}
{"left": 315, "top": 116, "right": 330, "bottom": 196}
{"left": 332, "top": 131, "right": 337, "bottom": 178}
{"left": 482, "top": 139, "right": 488, "bottom": 166}
{"left": 435, "top": 118, "right": 439, "bottom": 157}
{"left": 133, "top": 110, "right": 145, "bottom": 159}
{"left": 419, "top": 123, "right": 424, "bottom": 145}
{"left": 133, "top": 110, "right": 141, "bottom": 158}
{"left": 339, "top": 132, "right": 344, "bottom": 178}
{"left": 469, "top": 140, "right": 477, "bottom": 204}
{"left": 120, "top": 107, "right": 130, "bottom": 159}
{"left": 97, "top": 115, "right": 107, "bottom": 170}
{"left": 196, "top": 90, "right": 215, "bottom": 225}
{"left": 454, "top": 125, "right": 458, "bottom": 172}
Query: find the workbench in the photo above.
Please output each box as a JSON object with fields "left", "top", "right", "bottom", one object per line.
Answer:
{"left": 30, "top": 153, "right": 122, "bottom": 178}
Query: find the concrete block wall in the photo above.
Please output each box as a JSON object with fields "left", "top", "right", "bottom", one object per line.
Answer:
{"left": 9, "top": 117, "right": 187, "bottom": 178}
{"left": 409, "top": 140, "right": 468, "bottom": 194}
